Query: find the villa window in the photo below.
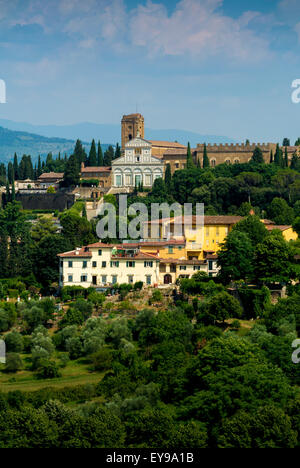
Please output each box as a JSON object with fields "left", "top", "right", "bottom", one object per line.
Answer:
{"left": 144, "top": 261, "right": 153, "bottom": 268}
{"left": 68, "top": 261, "right": 73, "bottom": 268}
{"left": 83, "top": 261, "right": 87, "bottom": 269}
{"left": 68, "top": 275, "right": 73, "bottom": 282}
{"left": 112, "top": 275, "right": 118, "bottom": 285}
{"left": 92, "top": 261, "right": 97, "bottom": 268}
{"left": 128, "top": 275, "right": 134, "bottom": 284}
{"left": 146, "top": 275, "right": 152, "bottom": 285}
{"left": 81, "top": 275, "right": 87, "bottom": 282}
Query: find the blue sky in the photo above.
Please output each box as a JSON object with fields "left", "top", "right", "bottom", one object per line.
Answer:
{"left": 1, "top": 0, "right": 300, "bottom": 143}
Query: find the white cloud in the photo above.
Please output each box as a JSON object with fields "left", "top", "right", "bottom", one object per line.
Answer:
{"left": 0, "top": 0, "right": 271, "bottom": 62}
{"left": 129, "top": 0, "right": 270, "bottom": 61}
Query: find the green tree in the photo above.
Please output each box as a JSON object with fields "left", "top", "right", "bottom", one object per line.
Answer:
{"left": 5, "top": 353, "right": 23, "bottom": 373}
{"left": 254, "top": 231, "right": 297, "bottom": 284}
{"left": 97, "top": 141, "right": 104, "bottom": 166}
{"left": 267, "top": 197, "right": 295, "bottom": 225}
{"left": 88, "top": 139, "right": 97, "bottom": 166}
{"left": 218, "top": 230, "right": 254, "bottom": 283}
{"left": 4, "top": 332, "right": 23, "bottom": 353}
{"left": 164, "top": 163, "right": 172, "bottom": 191}
{"left": 186, "top": 142, "right": 194, "bottom": 169}
{"left": 203, "top": 143, "right": 210, "bottom": 168}
{"left": 63, "top": 154, "right": 80, "bottom": 187}
{"left": 251, "top": 146, "right": 264, "bottom": 164}
{"left": 233, "top": 215, "right": 268, "bottom": 245}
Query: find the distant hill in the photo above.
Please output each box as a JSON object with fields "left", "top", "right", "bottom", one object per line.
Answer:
{"left": 0, "top": 125, "right": 110, "bottom": 164}
{"left": 0, "top": 119, "right": 236, "bottom": 149}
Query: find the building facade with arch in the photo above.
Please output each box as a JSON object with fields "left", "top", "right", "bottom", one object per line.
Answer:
{"left": 112, "top": 135, "right": 164, "bottom": 189}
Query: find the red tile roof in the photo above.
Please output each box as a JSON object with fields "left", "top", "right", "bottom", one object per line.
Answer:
{"left": 81, "top": 167, "right": 111, "bottom": 173}
{"left": 146, "top": 215, "right": 243, "bottom": 225}
{"left": 149, "top": 140, "right": 187, "bottom": 148}
{"left": 121, "top": 240, "right": 186, "bottom": 247}
{"left": 160, "top": 258, "right": 205, "bottom": 265}
{"left": 39, "top": 172, "right": 64, "bottom": 179}
{"left": 265, "top": 225, "right": 292, "bottom": 232}
{"left": 58, "top": 248, "right": 92, "bottom": 258}
{"left": 87, "top": 242, "right": 116, "bottom": 248}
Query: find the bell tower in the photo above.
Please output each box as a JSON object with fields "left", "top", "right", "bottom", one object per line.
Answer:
{"left": 121, "top": 113, "right": 145, "bottom": 150}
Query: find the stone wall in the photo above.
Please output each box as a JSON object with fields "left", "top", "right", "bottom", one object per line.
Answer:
{"left": 16, "top": 192, "right": 75, "bottom": 211}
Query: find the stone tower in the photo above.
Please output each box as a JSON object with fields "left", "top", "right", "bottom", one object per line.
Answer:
{"left": 121, "top": 113, "right": 145, "bottom": 150}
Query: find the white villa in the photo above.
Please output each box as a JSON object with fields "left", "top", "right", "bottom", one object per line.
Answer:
{"left": 58, "top": 242, "right": 208, "bottom": 289}
{"left": 58, "top": 243, "right": 161, "bottom": 288}
{"left": 112, "top": 135, "right": 164, "bottom": 189}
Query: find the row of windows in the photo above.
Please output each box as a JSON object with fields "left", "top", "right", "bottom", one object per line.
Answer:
{"left": 210, "top": 159, "right": 241, "bottom": 167}
{"left": 65, "top": 275, "right": 152, "bottom": 286}
{"left": 66, "top": 260, "right": 154, "bottom": 269}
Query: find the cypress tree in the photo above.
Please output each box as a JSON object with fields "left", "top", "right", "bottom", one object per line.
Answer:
{"left": 13, "top": 153, "right": 18, "bottom": 180}
{"left": 37, "top": 155, "right": 42, "bottom": 177}
{"left": 114, "top": 143, "right": 121, "bottom": 160}
{"left": 203, "top": 143, "right": 210, "bottom": 168}
{"left": 5, "top": 180, "right": 10, "bottom": 205}
{"left": 63, "top": 154, "right": 80, "bottom": 187}
{"left": 251, "top": 147, "right": 264, "bottom": 164}
{"left": 74, "top": 139, "right": 86, "bottom": 166}
{"left": 291, "top": 152, "right": 299, "bottom": 170}
{"left": 82, "top": 204, "right": 87, "bottom": 219}
{"left": 270, "top": 150, "right": 273, "bottom": 163}
{"left": 104, "top": 146, "right": 114, "bottom": 166}
{"left": 186, "top": 142, "right": 194, "bottom": 169}
{"left": 274, "top": 144, "right": 284, "bottom": 167}
{"left": 284, "top": 147, "right": 289, "bottom": 167}
{"left": 88, "top": 139, "right": 97, "bottom": 166}
{"left": 97, "top": 141, "right": 104, "bottom": 166}
{"left": 164, "top": 163, "right": 172, "bottom": 191}
{"left": 11, "top": 179, "right": 15, "bottom": 202}
{"left": 7, "top": 162, "right": 14, "bottom": 184}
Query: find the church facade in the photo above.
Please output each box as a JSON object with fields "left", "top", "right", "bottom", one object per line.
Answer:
{"left": 112, "top": 135, "right": 164, "bottom": 189}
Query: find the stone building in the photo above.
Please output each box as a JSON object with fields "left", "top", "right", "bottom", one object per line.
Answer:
{"left": 121, "top": 113, "right": 187, "bottom": 158}
{"left": 80, "top": 163, "right": 111, "bottom": 189}
{"left": 121, "top": 113, "right": 145, "bottom": 149}
{"left": 112, "top": 134, "right": 164, "bottom": 189}
{"left": 195, "top": 142, "right": 277, "bottom": 167}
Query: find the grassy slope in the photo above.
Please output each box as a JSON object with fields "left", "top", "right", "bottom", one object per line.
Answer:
{"left": 0, "top": 354, "right": 105, "bottom": 393}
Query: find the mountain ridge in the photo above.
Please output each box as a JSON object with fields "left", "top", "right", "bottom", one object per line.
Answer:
{"left": 0, "top": 119, "right": 236, "bottom": 148}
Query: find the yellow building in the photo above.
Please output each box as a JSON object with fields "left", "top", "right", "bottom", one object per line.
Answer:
{"left": 144, "top": 215, "right": 243, "bottom": 261}
{"left": 265, "top": 225, "right": 298, "bottom": 242}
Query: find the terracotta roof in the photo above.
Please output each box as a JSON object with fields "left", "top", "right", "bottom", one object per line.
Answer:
{"left": 149, "top": 140, "right": 187, "bottom": 148}
{"left": 160, "top": 258, "right": 205, "bottom": 265}
{"left": 58, "top": 248, "right": 92, "bottom": 258}
{"left": 122, "top": 240, "right": 186, "bottom": 247}
{"left": 81, "top": 167, "right": 111, "bottom": 173}
{"left": 163, "top": 148, "right": 190, "bottom": 156}
{"left": 261, "top": 219, "right": 275, "bottom": 225}
{"left": 39, "top": 172, "right": 64, "bottom": 179}
{"left": 112, "top": 251, "right": 160, "bottom": 261}
{"left": 146, "top": 215, "right": 243, "bottom": 225}
{"left": 206, "top": 254, "right": 218, "bottom": 260}
{"left": 87, "top": 242, "right": 116, "bottom": 248}
{"left": 265, "top": 225, "right": 292, "bottom": 232}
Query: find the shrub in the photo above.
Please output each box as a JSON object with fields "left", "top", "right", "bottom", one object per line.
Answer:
{"left": 36, "top": 360, "right": 61, "bottom": 379}
{"left": 5, "top": 353, "right": 23, "bottom": 373}
{"left": 91, "top": 348, "right": 113, "bottom": 371}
